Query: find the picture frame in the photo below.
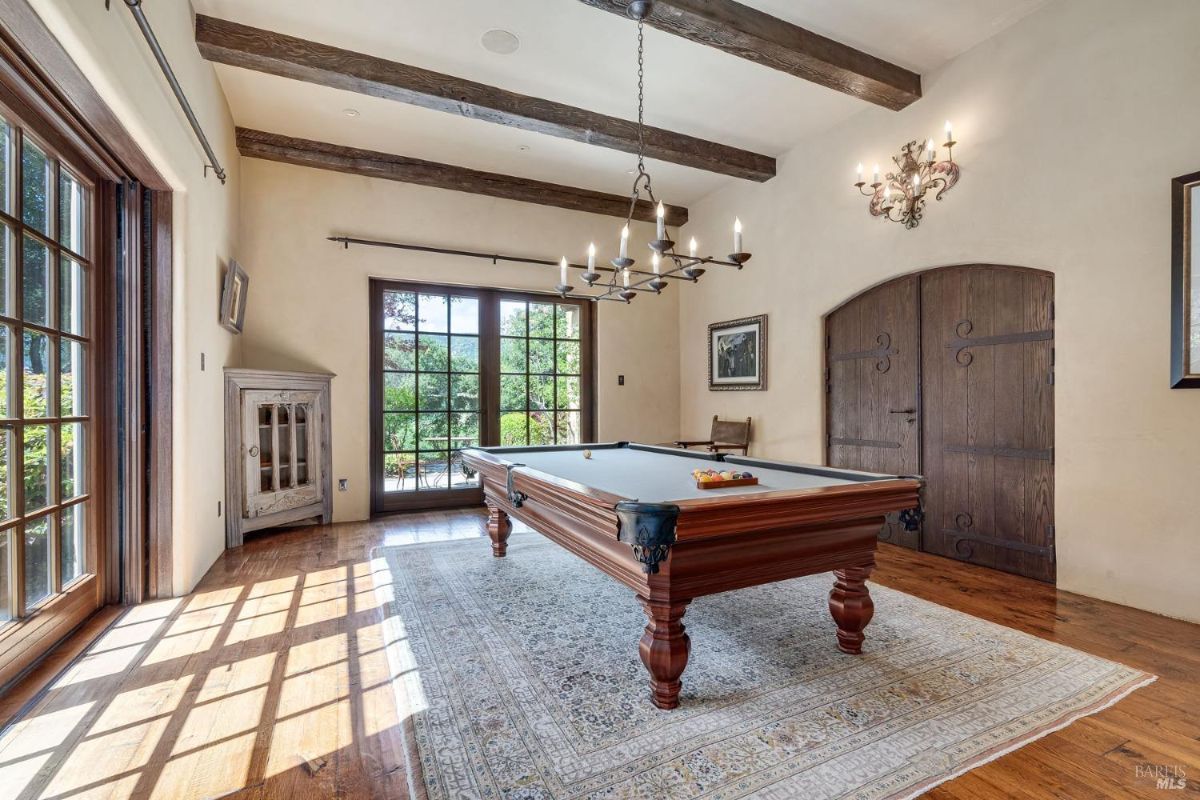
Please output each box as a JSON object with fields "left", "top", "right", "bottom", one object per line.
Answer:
{"left": 1171, "top": 171, "right": 1200, "bottom": 388}
{"left": 219, "top": 258, "right": 249, "bottom": 334}
{"left": 708, "top": 314, "right": 767, "bottom": 391}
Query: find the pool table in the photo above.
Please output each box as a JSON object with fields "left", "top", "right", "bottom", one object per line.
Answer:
{"left": 460, "top": 442, "right": 923, "bottom": 709}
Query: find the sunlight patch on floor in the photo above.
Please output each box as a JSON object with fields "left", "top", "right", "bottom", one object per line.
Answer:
{"left": 170, "top": 687, "right": 267, "bottom": 756}
{"left": 0, "top": 702, "right": 94, "bottom": 762}
{"left": 265, "top": 698, "right": 351, "bottom": 779}
{"left": 141, "top": 625, "right": 221, "bottom": 667}
{"left": 183, "top": 586, "right": 243, "bottom": 613}
{"left": 41, "top": 717, "right": 170, "bottom": 797}
{"left": 90, "top": 678, "right": 189, "bottom": 735}
{"left": 56, "top": 641, "right": 147, "bottom": 687}
{"left": 115, "top": 599, "right": 182, "bottom": 627}
{"left": 152, "top": 732, "right": 257, "bottom": 800}
{"left": 0, "top": 750, "right": 55, "bottom": 800}
{"left": 225, "top": 608, "right": 289, "bottom": 645}
{"left": 196, "top": 652, "right": 277, "bottom": 704}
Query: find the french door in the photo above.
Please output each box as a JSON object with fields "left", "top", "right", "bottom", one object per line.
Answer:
{"left": 0, "top": 97, "right": 102, "bottom": 684}
{"left": 369, "top": 280, "right": 594, "bottom": 514}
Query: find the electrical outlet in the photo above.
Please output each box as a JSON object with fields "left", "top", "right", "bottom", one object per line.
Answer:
{"left": 338, "top": 478, "right": 348, "bottom": 491}
{"left": 618, "top": 374, "right": 625, "bottom": 386}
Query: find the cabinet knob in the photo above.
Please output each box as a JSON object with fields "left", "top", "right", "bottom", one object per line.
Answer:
{"left": 249, "top": 445, "right": 260, "bottom": 457}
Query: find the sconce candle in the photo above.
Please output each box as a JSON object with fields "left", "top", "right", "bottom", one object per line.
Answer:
{"left": 733, "top": 218, "right": 743, "bottom": 254}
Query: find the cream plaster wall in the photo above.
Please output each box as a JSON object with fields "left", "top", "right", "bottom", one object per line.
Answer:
{"left": 29, "top": 0, "right": 240, "bottom": 595}
{"left": 237, "top": 158, "right": 680, "bottom": 522}
{"left": 678, "top": 0, "right": 1200, "bottom": 622}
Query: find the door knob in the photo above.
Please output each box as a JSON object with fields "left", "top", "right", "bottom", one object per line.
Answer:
{"left": 249, "top": 445, "right": 260, "bottom": 457}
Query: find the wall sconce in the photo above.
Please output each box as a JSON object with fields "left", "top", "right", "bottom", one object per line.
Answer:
{"left": 854, "top": 121, "right": 961, "bottom": 229}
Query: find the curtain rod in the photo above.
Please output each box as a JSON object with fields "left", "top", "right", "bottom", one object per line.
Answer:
{"left": 326, "top": 235, "right": 692, "bottom": 281}
{"left": 115, "top": 0, "right": 227, "bottom": 184}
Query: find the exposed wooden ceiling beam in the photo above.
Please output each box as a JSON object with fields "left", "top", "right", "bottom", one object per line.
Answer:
{"left": 577, "top": 0, "right": 922, "bottom": 111}
{"left": 198, "top": 15, "right": 775, "bottom": 182}
{"left": 236, "top": 128, "right": 689, "bottom": 226}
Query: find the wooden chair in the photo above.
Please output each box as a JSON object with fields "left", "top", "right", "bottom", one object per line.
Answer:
{"left": 675, "top": 415, "right": 752, "bottom": 456}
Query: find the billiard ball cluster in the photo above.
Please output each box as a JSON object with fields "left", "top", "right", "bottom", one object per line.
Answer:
{"left": 692, "top": 467, "right": 754, "bottom": 483}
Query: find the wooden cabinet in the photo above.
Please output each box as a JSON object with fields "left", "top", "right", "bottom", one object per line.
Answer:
{"left": 225, "top": 369, "right": 334, "bottom": 547}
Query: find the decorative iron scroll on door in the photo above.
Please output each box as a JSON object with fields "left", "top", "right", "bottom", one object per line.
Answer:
{"left": 828, "top": 332, "right": 899, "bottom": 373}
{"left": 946, "top": 512, "right": 1055, "bottom": 559}
{"left": 946, "top": 319, "right": 1054, "bottom": 367}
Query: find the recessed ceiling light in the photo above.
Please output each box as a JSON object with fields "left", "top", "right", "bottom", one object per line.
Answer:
{"left": 343, "top": 108, "right": 360, "bottom": 117}
{"left": 481, "top": 29, "right": 520, "bottom": 55}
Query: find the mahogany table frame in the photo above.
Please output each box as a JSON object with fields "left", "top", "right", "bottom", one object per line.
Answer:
{"left": 462, "top": 442, "right": 922, "bottom": 709}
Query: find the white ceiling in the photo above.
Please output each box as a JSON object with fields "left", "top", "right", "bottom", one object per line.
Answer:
{"left": 191, "top": 0, "right": 1048, "bottom": 205}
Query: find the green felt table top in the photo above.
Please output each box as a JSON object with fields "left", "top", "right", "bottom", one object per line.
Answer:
{"left": 481, "top": 444, "right": 892, "bottom": 504}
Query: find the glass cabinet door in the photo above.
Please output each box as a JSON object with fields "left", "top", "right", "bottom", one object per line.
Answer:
{"left": 242, "top": 390, "right": 321, "bottom": 517}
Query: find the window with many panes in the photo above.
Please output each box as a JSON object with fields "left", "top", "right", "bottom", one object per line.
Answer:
{"left": 381, "top": 289, "right": 481, "bottom": 493}
{"left": 372, "top": 282, "right": 592, "bottom": 512}
{"left": 499, "top": 299, "right": 582, "bottom": 446}
{"left": 0, "top": 108, "right": 92, "bottom": 623}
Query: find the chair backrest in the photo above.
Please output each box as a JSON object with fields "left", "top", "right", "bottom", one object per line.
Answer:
{"left": 710, "top": 415, "right": 752, "bottom": 447}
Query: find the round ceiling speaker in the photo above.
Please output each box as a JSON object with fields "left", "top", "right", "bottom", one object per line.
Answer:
{"left": 480, "top": 29, "right": 521, "bottom": 55}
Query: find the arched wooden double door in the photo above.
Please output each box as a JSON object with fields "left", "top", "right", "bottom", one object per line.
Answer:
{"left": 825, "top": 266, "right": 1055, "bottom": 582}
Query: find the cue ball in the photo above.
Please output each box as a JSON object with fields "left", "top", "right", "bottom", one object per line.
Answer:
{"left": 583, "top": 449, "right": 592, "bottom": 459}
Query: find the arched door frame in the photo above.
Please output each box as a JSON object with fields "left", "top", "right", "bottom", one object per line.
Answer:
{"left": 823, "top": 264, "right": 1056, "bottom": 581}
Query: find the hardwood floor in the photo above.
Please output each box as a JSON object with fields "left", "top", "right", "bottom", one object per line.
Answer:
{"left": 0, "top": 509, "right": 1197, "bottom": 799}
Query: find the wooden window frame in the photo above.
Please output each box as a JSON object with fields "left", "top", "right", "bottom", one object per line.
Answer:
{"left": 369, "top": 279, "right": 596, "bottom": 516}
{"left": 0, "top": 0, "right": 175, "bottom": 692}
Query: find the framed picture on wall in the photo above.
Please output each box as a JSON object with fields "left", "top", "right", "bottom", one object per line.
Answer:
{"left": 219, "top": 259, "right": 249, "bottom": 334}
{"left": 708, "top": 314, "right": 767, "bottom": 391}
{"left": 1171, "top": 170, "right": 1200, "bottom": 388}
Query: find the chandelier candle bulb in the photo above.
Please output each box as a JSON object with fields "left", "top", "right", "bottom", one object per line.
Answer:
{"left": 588, "top": 243, "right": 596, "bottom": 271}
{"left": 620, "top": 225, "right": 629, "bottom": 260}
{"left": 856, "top": 163, "right": 864, "bottom": 184}
{"left": 926, "top": 139, "right": 936, "bottom": 162}
{"left": 656, "top": 202, "right": 666, "bottom": 240}
{"left": 945, "top": 120, "right": 953, "bottom": 145}
{"left": 689, "top": 237, "right": 698, "bottom": 258}
{"left": 734, "top": 218, "right": 743, "bottom": 254}
{"left": 873, "top": 164, "right": 880, "bottom": 185}
{"left": 652, "top": 252, "right": 660, "bottom": 274}
{"left": 623, "top": 267, "right": 630, "bottom": 288}
{"left": 560, "top": 257, "right": 568, "bottom": 286}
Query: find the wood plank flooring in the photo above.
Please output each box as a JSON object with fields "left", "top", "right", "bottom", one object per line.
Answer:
{"left": 0, "top": 509, "right": 1197, "bottom": 799}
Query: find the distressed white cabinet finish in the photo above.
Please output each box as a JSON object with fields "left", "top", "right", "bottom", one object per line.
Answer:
{"left": 225, "top": 369, "right": 334, "bottom": 546}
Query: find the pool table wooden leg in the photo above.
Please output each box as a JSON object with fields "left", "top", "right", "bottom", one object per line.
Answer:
{"left": 486, "top": 502, "right": 511, "bottom": 557}
{"left": 637, "top": 595, "right": 691, "bottom": 710}
{"left": 829, "top": 564, "right": 875, "bottom": 654}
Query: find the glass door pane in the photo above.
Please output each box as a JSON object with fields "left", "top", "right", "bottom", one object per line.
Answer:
{"left": 498, "top": 298, "right": 585, "bottom": 447}
{"left": 381, "top": 288, "right": 479, "bottom": 498}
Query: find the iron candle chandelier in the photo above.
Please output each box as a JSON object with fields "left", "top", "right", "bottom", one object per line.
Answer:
{"left": 555, "top": 0, "right": 751, "bottom": 303}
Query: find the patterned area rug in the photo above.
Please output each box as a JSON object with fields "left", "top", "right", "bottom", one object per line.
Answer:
{"left": 372, "top": 535, "right": 1153, "bottom": 800}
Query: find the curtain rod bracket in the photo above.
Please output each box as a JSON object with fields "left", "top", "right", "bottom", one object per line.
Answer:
{"left": 118, "top": 0, "right": 227, "bottom": 185}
